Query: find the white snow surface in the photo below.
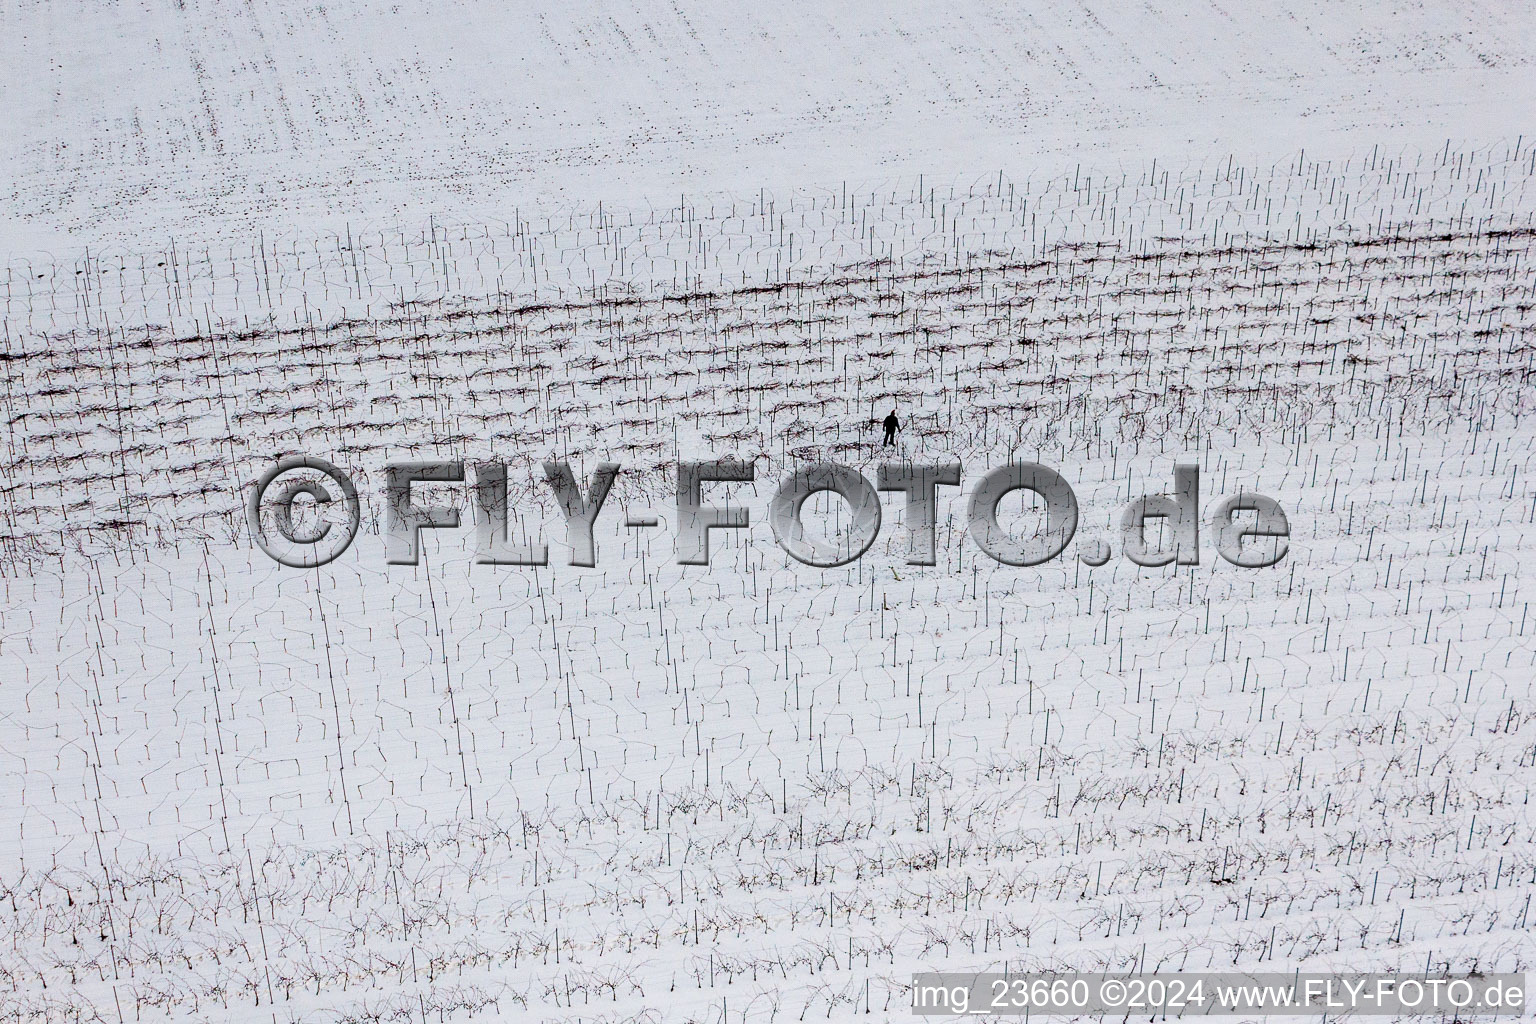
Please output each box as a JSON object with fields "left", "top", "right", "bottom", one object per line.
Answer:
{"left": 4, "top": 0, "right": 1536, "bottom": 253}
{"left": 2, "top": 3, "right": 1536, "bottom": 1023}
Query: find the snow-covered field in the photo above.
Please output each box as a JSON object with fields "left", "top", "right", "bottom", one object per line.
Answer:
{"left": 3, "top": 2, "right": 1536, "bottom": 1022}
{"left": 6, "top": 0, "right": 1536, "bottom": 254}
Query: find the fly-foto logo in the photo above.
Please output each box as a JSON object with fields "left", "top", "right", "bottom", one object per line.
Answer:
{"left": 246, "top": 457, "right": 1290, "bottom": 570}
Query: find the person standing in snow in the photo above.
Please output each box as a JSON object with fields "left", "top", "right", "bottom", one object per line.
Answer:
{"left": 882, "top": 409, "right": 899, "bottom": 446}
